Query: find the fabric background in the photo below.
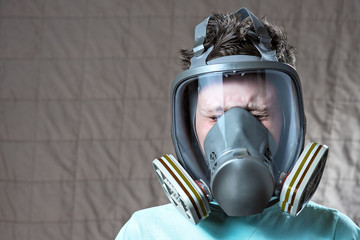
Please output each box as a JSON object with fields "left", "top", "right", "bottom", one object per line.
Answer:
{"left": 0, "top": 0, "right": 359, "bottom": 239}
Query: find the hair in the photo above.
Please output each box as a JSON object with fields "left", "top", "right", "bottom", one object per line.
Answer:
{"left": 179, "top": 12, "right": 296, "bottom": 70}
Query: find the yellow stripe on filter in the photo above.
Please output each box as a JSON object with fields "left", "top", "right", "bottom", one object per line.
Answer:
{"left": 287, "top": 144, "right": 322, "bottom": 215}
{"left": 162, "top": 155, "right": 209, "bottom": 218}
{"left": 281, "top": 142, "right": 317, "bottom": 212}
{"left": 156, "top": 157, "right": 202, "bottom": 221}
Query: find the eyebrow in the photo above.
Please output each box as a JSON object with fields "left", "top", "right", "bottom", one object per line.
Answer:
{"left": 199, "top": 102, "right": 268, "bottom": 116}
{"left": 198, "top": 106, "right": 223, "bottom": 116}
{"left": 243, "top": 102, "right": 268, "bottom": 112}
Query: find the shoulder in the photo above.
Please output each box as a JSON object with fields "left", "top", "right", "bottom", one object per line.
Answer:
{"left": 304, "top": 202, "right": 359, "bottom": 239}
{"left": 125, "top": 203, "right": 182, "bottom": 229}
{"left": 131, "top": 203, "right": 200, "bottom": 232}
{"left": 304, "top": 201, "right": 338, "bottom": 216}
{"left": 132, "top": 203, "right": 179, "bottom": 219}
{"left": 116, "top": 204, "right": 200, "bottom": 240}
{"left": 249, "top": 201, "right": 359, "bottom": 239}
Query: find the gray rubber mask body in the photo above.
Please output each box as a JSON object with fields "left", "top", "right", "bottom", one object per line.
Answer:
{"left": 204, "top": 107, "right": 277, "bottom": 216}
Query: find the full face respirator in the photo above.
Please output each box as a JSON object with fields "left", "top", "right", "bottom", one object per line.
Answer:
{"left": 152, "top": 8, "right": 329, "bottom": 224}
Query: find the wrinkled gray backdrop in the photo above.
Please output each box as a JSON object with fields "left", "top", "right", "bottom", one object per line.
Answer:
{"left": 0, "top": 0, "right": 359, "bottom": 239}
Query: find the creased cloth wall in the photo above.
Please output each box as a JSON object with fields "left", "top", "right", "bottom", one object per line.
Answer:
{"left": 0, "top": 0, "right": 359, "bottom": 239}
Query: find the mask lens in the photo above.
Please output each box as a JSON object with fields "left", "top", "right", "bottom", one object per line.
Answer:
{"left": 175, "top": 69, "right": 302, "bottom": 183}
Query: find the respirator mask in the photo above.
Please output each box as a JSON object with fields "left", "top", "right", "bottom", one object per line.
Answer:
{"left": 153, "top": 8, "right": 329, "bottom": 224}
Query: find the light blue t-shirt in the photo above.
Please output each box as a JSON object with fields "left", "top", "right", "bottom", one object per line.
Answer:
{"left": 116, "top": 201, "right": 359, "bottom": 239}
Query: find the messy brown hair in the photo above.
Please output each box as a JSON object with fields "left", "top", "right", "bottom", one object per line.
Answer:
{"left": 179, "top": 12, "right": 296, "bottom": 69}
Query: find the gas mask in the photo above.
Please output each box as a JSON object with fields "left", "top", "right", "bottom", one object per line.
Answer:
{"left": 152, "top": 8, "right": 329, "bottom": 224}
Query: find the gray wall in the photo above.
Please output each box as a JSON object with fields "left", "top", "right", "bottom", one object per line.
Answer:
{"left": 0, "top": 0, "right": 359, "bottom": 239}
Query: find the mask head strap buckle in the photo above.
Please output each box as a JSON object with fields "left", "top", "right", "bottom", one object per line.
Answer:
{"left": 190, "top": 16, "right": 213, "bottom": 68}
{"left": 193, "top": 16, "right": 211, "bottom": 57}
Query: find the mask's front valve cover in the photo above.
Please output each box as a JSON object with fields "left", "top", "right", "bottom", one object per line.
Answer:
{"left": 280, "top": 142, "right": 329, "bottom": 216}
{"left": 153, "top": 154, "right": 210, "bottom": 224}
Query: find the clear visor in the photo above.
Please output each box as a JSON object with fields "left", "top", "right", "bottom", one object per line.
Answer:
{"left": 178, "top": 69, "right": 303, "bottom": 182}
{"left": 197, "top": 71, "right": 282, "bottom": 152}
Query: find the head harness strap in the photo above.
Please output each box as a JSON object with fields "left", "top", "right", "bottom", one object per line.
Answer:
{"left": 235, "top": 8, "right": 277, "bottom": 61}
{"left": 190, "top": 8, "right": 277, "bottom": 67}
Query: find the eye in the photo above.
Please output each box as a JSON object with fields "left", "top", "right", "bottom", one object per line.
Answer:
{"left": 209, "top": 115, "right": 222, "bottom": 121}
{"left": 253, "top": 113, "right": 268, "bottom": 121}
